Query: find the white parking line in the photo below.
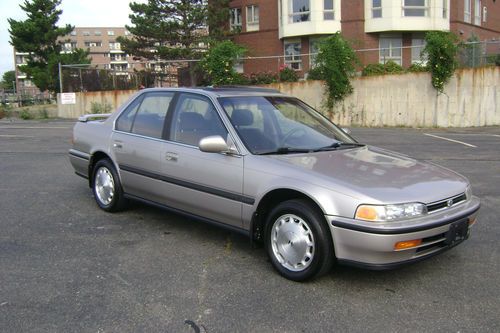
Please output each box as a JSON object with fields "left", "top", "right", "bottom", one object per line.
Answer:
{"left": 0, "top": 126, "right": 71, "bottom": 129}
{"left": 423, "top": 133, "right": 477, "bottom": 148}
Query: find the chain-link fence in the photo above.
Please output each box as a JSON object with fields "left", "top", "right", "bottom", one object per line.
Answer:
{"left": 1, "top": 88, "right": 52, "bottom": 106}
{"left": 58, "top": 39, "right": 499, "bottom": 92}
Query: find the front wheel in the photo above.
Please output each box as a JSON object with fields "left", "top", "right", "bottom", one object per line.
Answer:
{"left": 92, "top": 159, "right": 126, "bottom": 212}
{"left": 265, "top": 199, "right": 334, "bottom": 281}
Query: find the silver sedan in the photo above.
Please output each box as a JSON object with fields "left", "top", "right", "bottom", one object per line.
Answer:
{"left": 69, "top": 87, "right": 480, "bottom": 281}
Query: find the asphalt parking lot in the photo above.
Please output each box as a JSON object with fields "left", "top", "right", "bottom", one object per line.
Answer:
{"left": 0, "top": 120, "right": 499, "bottom": 332}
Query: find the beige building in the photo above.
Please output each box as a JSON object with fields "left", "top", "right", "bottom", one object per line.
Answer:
{"left": 14, "top": 27, "right": 141, "bottom": 94}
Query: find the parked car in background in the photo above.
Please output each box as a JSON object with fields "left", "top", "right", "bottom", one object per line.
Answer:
{"left": 69, "top": 87, "right": 480, "bottom": 281}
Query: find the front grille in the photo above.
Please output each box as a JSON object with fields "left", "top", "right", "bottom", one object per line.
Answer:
{"left": 427, "top": 193, "right": 467, "bottom": 213}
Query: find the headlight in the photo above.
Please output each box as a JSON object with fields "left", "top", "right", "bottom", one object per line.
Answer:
{"left": 355, "top": 203, "right": 427, "bottom": 222}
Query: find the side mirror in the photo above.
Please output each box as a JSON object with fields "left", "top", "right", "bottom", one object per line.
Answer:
{"left": 199, "top": 135, "right": 230, "bottom": 153}
{"left": 341, "top": 128, "right": 352, "bottom": 135}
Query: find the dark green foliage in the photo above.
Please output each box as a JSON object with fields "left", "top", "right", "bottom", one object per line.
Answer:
{"left": 361, "top": 63, "right": 385, "bottom": 76}
{"left": 306, "top": 66, "right": 324, "bottom": 80}
{"left": 119, "top": 0, "right": 229, "bottom": 85}
{"left": 248, "top": 72, "right": 278, "bottom": 84}
{"left": 407, "top": 63, "right": 429, "bottom": 73}
{"left": 315, "top": 33, "right": 359, "bottom": 107}
{"left": 423, "top": 31, "right": 459, "bottom": 93}
{"left": 1, "top": 71, "right": 16, "bottom": 90}
{"left": 8, "top": 0, "right": 90, "bottom": 93}
{"left": 383, "top": 60, "right": 404, "bottom": 74}
{"left": 279, "top": 67, "right": 298, "bottom": 82}
{"left": 199, "top": 40, "right": 246, "bottom": 85}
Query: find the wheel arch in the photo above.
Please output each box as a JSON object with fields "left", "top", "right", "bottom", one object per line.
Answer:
{"left": 87, "top": 151, "right": 113, "bottom": 187}
{"left": 250, "top": 188, "right": 326, "bottom": 243}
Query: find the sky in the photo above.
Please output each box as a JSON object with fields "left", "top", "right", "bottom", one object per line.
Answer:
{"left": 0, "top": 0, "right": 146, "bottom": 77}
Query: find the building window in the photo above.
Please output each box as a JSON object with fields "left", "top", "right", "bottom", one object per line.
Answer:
{"left": 94, "top": 30, "right": 102, "bottom": 36}
{"left": 83, "top": 31, "right": 90, "bottom": 36}
{"left": 107, "top": 30, "right": 115, "bottom": 36}
{"left": 402, "top": 0, "right": 428, "bottom": 17}
{"left": 230, "top": 8, "right": 242, "bottom": 31}
{"left": 474, "top": 0, "right": 481, "bottom": 25}
{"left": 70, "top": 30, "right": 77, "bottom": 36}
{"left": 284, "top": 40, "right": 302, "bottom": 70}
{"left": 372, "top": 0, "right": 382, "bottom": 18}
{"left": 309, "top": 38, "right": 322, "bottom": 67}
{"left": 109, "top": 42, "right": 121, "bottom": 50}
{"left": 411, "top": 35, "right": 427, "bottom": 64}
{"left": 246, "top": 5, "right": 259, "bottom": 31}
{"left": 84, "top": 41, "right": 102, "bottom": 47}
{"left": 290, "top": 0, "right": 310, "bottom": 23}
{"left": 125, "top": 30, "right": 131, "bottom": 36}
{"left": 442, "top": 0, "right": 447, "bottom": 18}
{"left": 324, "top": 0, "right": 334, "bottom": 20}
{"left": 379, "top": 36, "right": 402, "bottom": 65}
{"left": 464, "top": 0, "right": 471, "bottom": 23}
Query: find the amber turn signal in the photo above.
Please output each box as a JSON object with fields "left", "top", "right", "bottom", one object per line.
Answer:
{"left": 468, "top": 218, "right": 477, "bottom": 226}
{"left": 394, "top": 239, "right": 422, "bottom": 250}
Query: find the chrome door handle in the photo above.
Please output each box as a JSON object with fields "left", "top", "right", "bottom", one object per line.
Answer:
{"left": 113, "top": 142, "right": 123, "bottom": 149}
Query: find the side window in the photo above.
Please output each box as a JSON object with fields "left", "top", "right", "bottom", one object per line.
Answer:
{"left": 130, "top": 92, "right": 174, "bottom": 139}
{"left": 115, "top": 96, "right": 142, "bottom": 132}
{"left": 170, "top": 94, "right": 228, "bottom": 146}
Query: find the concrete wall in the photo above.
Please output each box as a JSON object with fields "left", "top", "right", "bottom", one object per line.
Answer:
{"left": 57, "top": 67, "right": 499, "bottom": 128}
{"left": 265, "top": 66, "right": 500, "bottom": 127}
{"left": 57, "top": 90, "right": 137, "bottom": 119}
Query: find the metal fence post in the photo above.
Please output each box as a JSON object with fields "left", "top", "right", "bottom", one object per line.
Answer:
{"left": 58, "top": 63, "right": 63, "bottom": 94}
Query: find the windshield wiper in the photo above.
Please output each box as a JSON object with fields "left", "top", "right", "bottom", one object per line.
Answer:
{"left": 258, "top": 147, "right": 312, "bottom": 155}
{"left": 314, "top": 142, "right": 365, "bottom": 152}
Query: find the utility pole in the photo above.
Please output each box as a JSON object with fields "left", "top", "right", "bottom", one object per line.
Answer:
{"left": 58, "top": 62, "right": 63, "bottom": 94}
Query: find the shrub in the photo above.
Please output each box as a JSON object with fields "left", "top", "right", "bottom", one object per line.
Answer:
{"left": 39, "top": 108, "right": 49, "bottom": 119}
{"left": 199, "top": 40, "right": 247, "bottom": 86}
{"left": 314, "top": 33, "right": 359, "bottom": 108}
{"left": 407, "top": 63, "right": 429, "bottom": 73}
{"left": 306, "top": 66, "right": 324, "bottom": 80}
{"left": 90, "top": 101, "right": 113, "bottom": 114}
{"left": 362, "top": 63, "right": 386, "bottom": 76}
{"left": 279, "top": 67, "right": 298, "bottom": 82}
{"left": 248, "top": 72, "right": 278, "bottom": 85}
{"left": 20, "top": 109, "right": 33, "bottom": 120}
{"left": 383, "top": 60, "right": 404, "bottom": 74}
{"left": 422, "top": 31, "right": 459, "bottom": 93}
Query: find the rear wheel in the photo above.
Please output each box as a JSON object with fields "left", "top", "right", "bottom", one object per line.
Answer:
{"left": 265, "top": 199, "right": 334, "bottom": 281}
{"left": 92, "top": 159, "right": 126, "bottom": 212}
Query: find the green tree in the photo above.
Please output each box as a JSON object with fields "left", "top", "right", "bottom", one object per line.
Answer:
{"left": 200, "top": 40, "right": 246, "bottom": 85}
{"left": 8, "top": 0, "right": 90, "bottom": 94}
{"left": 1, "top": 71, "right": 16, "bottom": 90}
{"left": 119, "top": 0, "right": 229, "bottom": 85}
{"left": 422, "top": 31, "right": 459, "bottom": 93}
{"left": 314, "top": 33, "right": 359, "bottom": 108}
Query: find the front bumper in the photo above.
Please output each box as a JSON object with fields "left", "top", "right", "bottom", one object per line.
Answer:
{"left": 326, "top": 196, "right": 480, "bottom": 269}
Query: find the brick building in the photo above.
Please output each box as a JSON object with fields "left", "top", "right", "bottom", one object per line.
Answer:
{"left": 227, "top": 0, "right": 500, "bottom": 76}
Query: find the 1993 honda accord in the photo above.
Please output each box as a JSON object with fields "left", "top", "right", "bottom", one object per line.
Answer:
{"left": 69, "top": 87, "right": 480, "bottom": 281}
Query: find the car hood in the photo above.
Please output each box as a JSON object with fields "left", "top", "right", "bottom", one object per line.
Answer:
{"left": 267, "top": 146, "right": 468, "bottom": 204}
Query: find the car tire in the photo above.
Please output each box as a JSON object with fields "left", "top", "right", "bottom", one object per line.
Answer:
{"left": 265, "top": 199, "right": 334, "bottom": 281}
{"left": 92, "top": 159, "right": 126, "bottom": 212}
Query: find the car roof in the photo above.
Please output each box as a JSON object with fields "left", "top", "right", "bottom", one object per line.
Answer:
{"left": 139, "top": 86, "right": 287, "bottom": 98}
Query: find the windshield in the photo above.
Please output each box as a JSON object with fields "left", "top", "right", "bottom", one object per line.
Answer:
{"left": 218, "top": 96, "right": 358, "bottom": 154}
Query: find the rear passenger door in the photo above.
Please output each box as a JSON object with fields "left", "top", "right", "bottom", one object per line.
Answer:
{"left": 158, "top": 93, "right": 246, "bottom": 228}
{"left": 111, "top": 91, "right": 174, "bottom": 203}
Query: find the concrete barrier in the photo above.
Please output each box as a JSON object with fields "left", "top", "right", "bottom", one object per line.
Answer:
{"left": 57, "top": 90, "right": 137, "bottom": 119}
{"left": 57, "top": 67, "right": 499, "bottom": 127}
{"left": 265, "top": 66, "right": 500, "bottom": 127}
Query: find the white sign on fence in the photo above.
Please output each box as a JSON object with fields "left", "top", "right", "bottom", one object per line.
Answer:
{"left": 61, "top": 93, "right": 76, "bottom": 105}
